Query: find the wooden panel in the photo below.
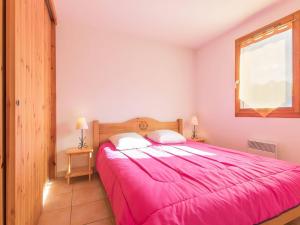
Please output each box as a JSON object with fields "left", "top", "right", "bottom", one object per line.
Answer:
{"left": 0, "top": 0, "right": 3, "bottom": 223}
{"left": 6, "top": 0, "right": 16, "bottom": 224}
{"left": 92, "top": 117, "right": 183, "bottom": 150}
{"left": 6, "top": 0, "right": 56, "bottom": 224}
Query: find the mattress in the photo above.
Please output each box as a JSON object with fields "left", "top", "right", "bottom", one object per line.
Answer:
{"left": 96, "top": 140, "right": 300, "bottom": 225}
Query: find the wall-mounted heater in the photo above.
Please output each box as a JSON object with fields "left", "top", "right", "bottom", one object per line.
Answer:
{"left": 247, "top": 139, "right": 278, "bottom": 159}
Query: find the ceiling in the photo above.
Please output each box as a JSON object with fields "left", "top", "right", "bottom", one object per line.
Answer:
{"left": 56, "top": 0, "right": 281, "bottom": 48}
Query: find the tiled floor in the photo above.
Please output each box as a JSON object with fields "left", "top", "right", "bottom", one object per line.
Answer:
{"left": 38, "top": 175, "right": 115, "bottom": 225}
{"left": 39, "top": 175, "right": 300, "bottom": 225}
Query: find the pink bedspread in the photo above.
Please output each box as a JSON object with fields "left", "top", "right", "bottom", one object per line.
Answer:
{"left": 96, "top": 141, "right": 300, "bottom": 225}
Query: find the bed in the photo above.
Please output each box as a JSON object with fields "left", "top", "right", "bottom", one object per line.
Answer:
{"left": 93, "top": 117, "right": 300, "bottom": 225}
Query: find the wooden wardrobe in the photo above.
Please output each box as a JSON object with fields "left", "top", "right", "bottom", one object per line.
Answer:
{"left": 6, "top": 0, "right": 56, "bottom": 225}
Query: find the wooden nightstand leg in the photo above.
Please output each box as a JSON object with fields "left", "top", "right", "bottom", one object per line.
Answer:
{"left": 67, "top": 155, "right": 71, "bottom": 184}
{"left": 88, "top": 152, "right": 92, "bottom": 181}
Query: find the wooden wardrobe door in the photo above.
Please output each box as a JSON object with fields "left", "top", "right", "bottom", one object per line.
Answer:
{"left": 6, "top": 0, "right": 56, "bottom": 224}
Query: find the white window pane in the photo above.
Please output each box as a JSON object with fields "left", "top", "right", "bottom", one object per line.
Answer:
{"left": 239, "top": 29, "right": 293, "bottom": 109}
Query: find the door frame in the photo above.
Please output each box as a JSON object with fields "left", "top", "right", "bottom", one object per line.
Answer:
{"left": 45, "top": 0, "right": 57, "bottom": 179}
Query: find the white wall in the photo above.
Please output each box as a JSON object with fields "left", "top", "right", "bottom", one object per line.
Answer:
{"left": 195, "top": 0, "right": 300, "bottom": 164}
{"left": 56, "top": 24, "right": 196, "bottom": 173}
{"left": 57, "top": 0, "right": 300, "bottom": 174}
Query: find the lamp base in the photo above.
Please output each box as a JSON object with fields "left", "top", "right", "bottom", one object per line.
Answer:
{"left": 78, "top": 142, "right": 88, "bottom": 149}
{"left": 78, "top": 129, "right": 88, "bottom": 149}
{"left": 191, "top": 125, "right": 197, "bottom": 139}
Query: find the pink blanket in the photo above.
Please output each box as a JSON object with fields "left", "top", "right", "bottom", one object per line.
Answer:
{"left": 96, "top": 141, "right": 300, "bottom": 225}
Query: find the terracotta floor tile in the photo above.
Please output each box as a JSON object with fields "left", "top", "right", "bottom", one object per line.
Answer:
{"left": 110, "top": 217, "right": 116, "bottom": 225}
{"left": 72, "top": 177, "right": 100, "bottom": 190}
{"left": 72, "top": 186, "right": 106, "bottom": 206}
{"left": 104, "top": 200, "right": 114, "bottom": 216}
{"left": 44, "top": 192, "right": 72, "bottom": 212}
{"left": 39, "top": 178, "right": 115, "bottom": 225}
{"left": 38, "top": 207, "right": 71, "bottom": 225}
{"left": 287, "top": 217, "right": 300, "bottom": 225}
{"left": 47, "top": 179, "right": 72, "bottom": 195}
{"left": 48, "top": 178, "right": 69, "bottom": 187}
{"left": 71, "top": 200, "right": 112, "bottom": 225}
{"left": 85, "top": 217, "right": 113, "bottom": 225}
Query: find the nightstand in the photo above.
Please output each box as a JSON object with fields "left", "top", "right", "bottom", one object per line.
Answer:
{"left": 65, "top": 147, "right": 94, "bottom": 184}
{"left": 190, "top": 137, "right": 205, "bottom": 143}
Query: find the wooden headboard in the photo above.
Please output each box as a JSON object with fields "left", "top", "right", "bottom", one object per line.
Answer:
{"left": 92, "top": 117, "right": 183, "bottom": 150}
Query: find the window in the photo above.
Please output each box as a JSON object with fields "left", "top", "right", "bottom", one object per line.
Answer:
{"left": 235, "top": 11, "right": 300, "bottom": 117}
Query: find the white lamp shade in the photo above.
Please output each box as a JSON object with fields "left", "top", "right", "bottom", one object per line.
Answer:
{"left": 191, "top": 116, "right": 199, "bottom": 126}
{"left": 76, "top": 117, "right": 88, "bottom": 130}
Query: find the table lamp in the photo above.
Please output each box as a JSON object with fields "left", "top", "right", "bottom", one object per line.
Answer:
{"left": 191, "top": 116, "right": 198, "bottom": 139}
{"left": 76, "top": 117, "right": 88, "bottom": 149}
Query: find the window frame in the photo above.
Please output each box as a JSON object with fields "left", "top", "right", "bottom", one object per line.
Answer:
{"left": 235, "top": 11, "right": 300, "bottom": 118}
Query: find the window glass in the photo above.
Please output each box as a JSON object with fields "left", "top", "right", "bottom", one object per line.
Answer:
{"left": 239, "top": 29, "right": 293, "bottom": 109}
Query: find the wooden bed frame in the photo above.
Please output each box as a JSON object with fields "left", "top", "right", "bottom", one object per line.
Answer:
{"left": 92, "top": 117, "right": 183, "bottom": 150}
{"left": 92, "top": 117, "right": 300, "bottom": 225}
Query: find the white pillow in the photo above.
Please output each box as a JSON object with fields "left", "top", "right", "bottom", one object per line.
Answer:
{"left": 109, "top": 132, "right": 152, "bottom": 150}
{"left": 147, "top": 130, "right": 186, "bottom": 144}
